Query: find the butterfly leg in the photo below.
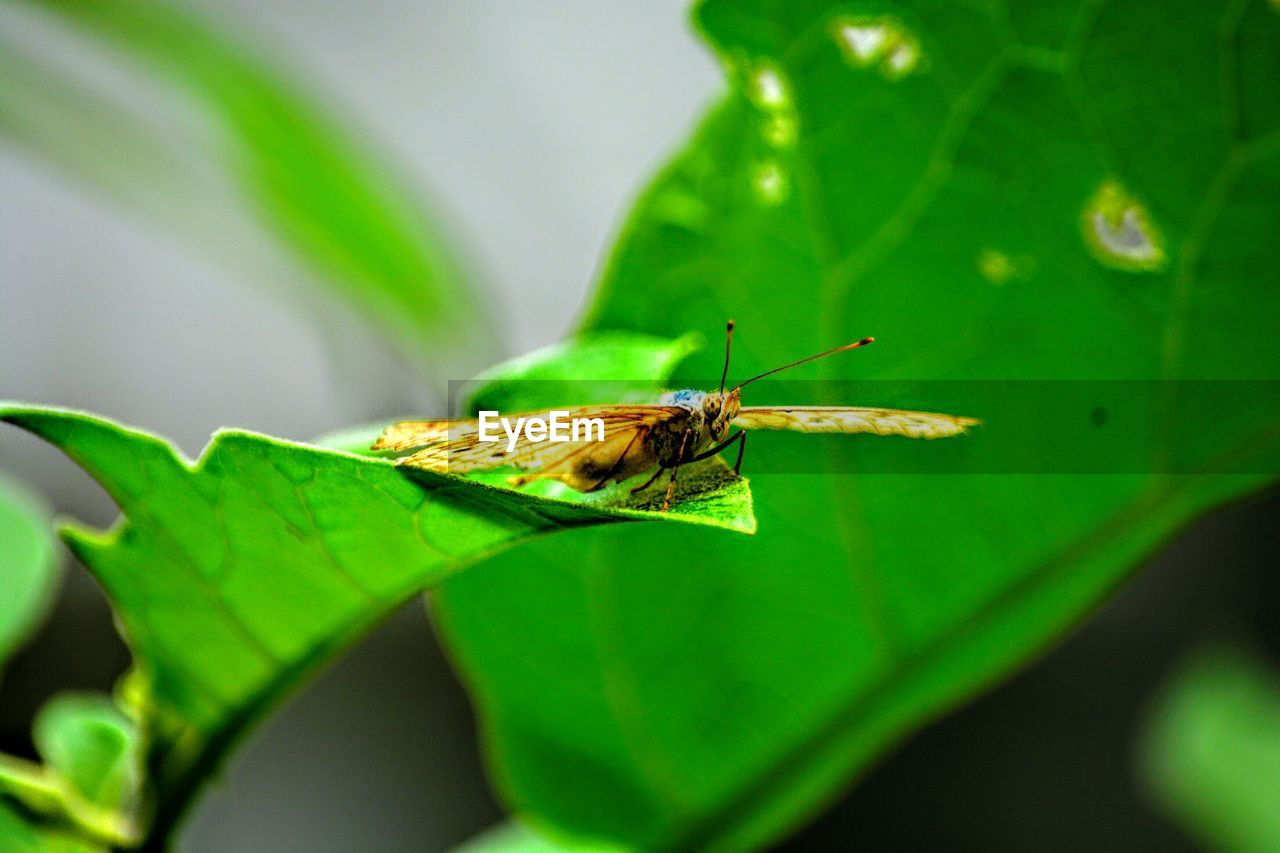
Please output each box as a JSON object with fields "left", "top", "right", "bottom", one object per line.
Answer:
{"left": 662, "top": 428, "right": 695, "bottom": 511}
{"left": 691, "top": 429, "right": 747, "bottom": 475}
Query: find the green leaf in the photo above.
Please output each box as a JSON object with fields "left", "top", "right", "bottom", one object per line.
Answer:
{"left": 433, "top": 0, "right": 1280, "bottom": 848}
{"left": 0, "top": 0, "right": 489, "bottom": 371}
{"left": 0, "top": 800, "right": 105, "bottom": 853}
{"left": 33, "top": 694, "right": 140, "bottom": 816}
{"left": 0, "top": 349, "right": 750, "bottom": 841}
{"left": 0, "top": 44, "right": 210, "bottom": 248}
{"left": 463, "top": 331, "right": 702, "bottom": 414}
{"left": 1139, "top": 646, "right": 1280, "bottom": 853}
{"left": 0, "top": 473, "right": 59, "bottom": 673}
{"left": 0, "top": 692, "right": 141, "bottom": 847}
{"left": 455, "top": 820, "right": 623, "bottom": 853}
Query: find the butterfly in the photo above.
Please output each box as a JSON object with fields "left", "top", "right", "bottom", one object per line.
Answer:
{"left": 373, "top": 321, "right": 980, "bottom": 510}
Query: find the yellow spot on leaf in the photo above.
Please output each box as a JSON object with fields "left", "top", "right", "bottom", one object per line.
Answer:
{"left": 978, "top": 249, "right": 1016, "bottom": 284}
{"left": 749, "top": 64, "right": 789, "bottom": 109}
{"left": 650, "top": 189, "right": 710, "bottom": 231}
{"left": 761, "top": 113, "right": 798, "bottom": 147}
{"left": 884, "top": 39, "right": 921, "bottom": 78}
{"left": 752, "top": 160, "right": 788, "bottom": 205}
{"left": 744, "top": 61, "right": 799, "bottom": 149}
{"left": 977, "top": 249, "right": 1035, "bottom": 284}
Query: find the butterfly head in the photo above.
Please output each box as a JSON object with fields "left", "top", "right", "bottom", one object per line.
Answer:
{"left": 701, "top": 388, "right": 740, "bottom": 441}
{"left": 705, "top": 318, "right": 872, "bottom": 442}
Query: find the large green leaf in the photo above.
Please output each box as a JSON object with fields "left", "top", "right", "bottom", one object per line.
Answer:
{"left": 0, "top": 472, "right": 59, "bottom": 675}
{"left": 1139, "top": 646, "right": 1280, "bottom": 853}
{"left": 433, "top": 0, "right": 1280, "bottom": 848}
{"left": 0, "top": 0, "right": 489, "bottom": 371}
{"left": 0, "top": 368, "right": 751, "bottom": 841}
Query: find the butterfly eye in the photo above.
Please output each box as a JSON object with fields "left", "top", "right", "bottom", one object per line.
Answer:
{"left": 703, "top": 396, "right": 719, "bottom": 415}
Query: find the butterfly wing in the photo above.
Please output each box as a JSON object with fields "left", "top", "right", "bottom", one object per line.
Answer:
{"left": 376, "top": 405, "right": 688, "bottom": 492}
{"left": 371, "top": 419, "right": 453, "bottom": 452}
{"left": 733, "top": 406, "right": 979, "bottom": 439}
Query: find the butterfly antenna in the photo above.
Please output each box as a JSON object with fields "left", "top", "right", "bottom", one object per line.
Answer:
{"left": 719, "top": 319, "right": 735, "bottom": 396}
{"left": 732, "top": 336, "right": 874, "bottom": 390}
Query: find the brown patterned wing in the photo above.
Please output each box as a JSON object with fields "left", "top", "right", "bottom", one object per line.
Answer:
{"left": 378, "top": 406, "right": 688, "bottom": 492}
{"left": 371, "top": 419, "right": 453, "bottom": 452}
{"left": 733, "top": 406, "right": 979, "bottom": 439}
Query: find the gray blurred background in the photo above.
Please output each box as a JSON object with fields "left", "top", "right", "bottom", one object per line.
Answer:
{"left": 1, "top": 2, "right": 1276, "bottom": 850}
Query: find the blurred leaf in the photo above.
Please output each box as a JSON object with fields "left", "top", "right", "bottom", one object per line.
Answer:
{"left": 33, "top": 694, "right": 140, "bottom": 816}
{"left": 0, "top": 0, "right": 489, "bottom": 372}
{"left": 0, "top": 799, "right": 105, "bottom": 853}
{"left": 0, "top": 693, "right": 141, "bottom": 847}
{"left": 0, "top": 341, "right": 750, "bottom": 841}
{"left": 465, "top": 331, "right": 702, "bottom": 414}
{"left": 455, "top": 819, "right": 624, "bottom": 853}
{"left": 0, "top": 472, "right": 59, "bottom": 675}
{"left": 1140, "top": 646, "right": 1280, "bottom": 853}
{"left": 0, "top": 43, "right": 218, "bottom": 237}
{"left": 0, "top": 479, "right": 106, "bottom": 849}
{"left": 433, "top": 0, "right": 1280, "bottom": 848}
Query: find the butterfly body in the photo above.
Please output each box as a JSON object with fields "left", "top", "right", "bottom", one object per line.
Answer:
{"left": 373, "top": 325, "right": 978, "bottom": 510}
{"left": 652, "top": 388, "right": 741, "bottom": 466}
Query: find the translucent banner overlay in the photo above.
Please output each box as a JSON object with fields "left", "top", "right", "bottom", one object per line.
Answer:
{"left": 430, "top": 380, "right": 1280, "bottom": 475}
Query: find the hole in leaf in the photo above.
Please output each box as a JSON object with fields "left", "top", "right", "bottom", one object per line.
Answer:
{"left": 830, "top": 15, "right": 924, "bottom": 79}
{"left": 1082, "top": 179, "right": 1167, "bottom": 272}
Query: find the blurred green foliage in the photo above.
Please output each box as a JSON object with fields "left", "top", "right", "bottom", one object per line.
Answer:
{"left": 0, "top": 0, "right": 491, "bottom": 374}
{"left": 457, "top": 819, "right": 624, "bottom": 853}
{"left": 434, "top": 0, "right": 1280, "bottom": 848}
{"left": 1141, "top": 646, "right": 1280, "bottom": 853}
{"left": 0, "top": 693, "right": 141, "bottom": 846}
{"left": 0, "top": 480, "right": 134, "bottom": 846}
{"left": 0, "top": 475, "right": 58, "bottom": 677}
{"left": 33, "top": 695, "right": 140, "bottom": 820}
{"left": 0, "top": 801, "right": 104, "bottom": 853}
